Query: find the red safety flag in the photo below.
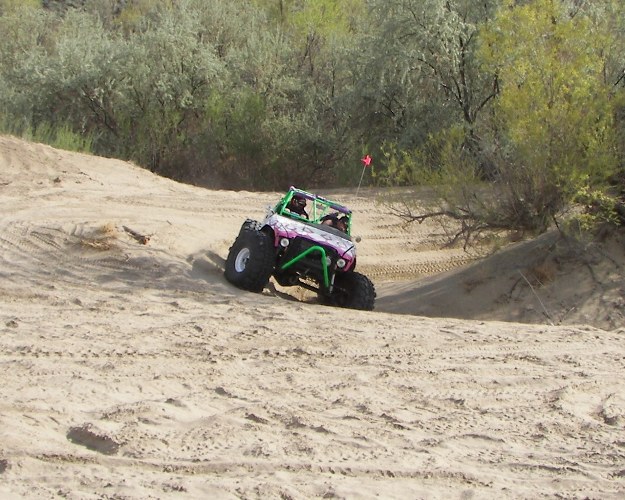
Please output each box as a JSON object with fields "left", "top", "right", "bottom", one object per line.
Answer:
{"left": 361, "top": 154, "right": 372, "bottom": 167}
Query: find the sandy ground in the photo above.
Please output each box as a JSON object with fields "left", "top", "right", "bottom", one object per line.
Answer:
{"left": 0, "top": 134, "right": 624, "bottom": 498}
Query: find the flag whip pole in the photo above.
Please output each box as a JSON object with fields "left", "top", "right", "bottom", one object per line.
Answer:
{"left": 356, "top": 154, "right": 372, "bottom": 197}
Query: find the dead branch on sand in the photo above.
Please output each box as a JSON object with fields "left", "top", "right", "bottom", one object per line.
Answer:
{"left": 122, "top": 226, "right": 151, "bottom": 245}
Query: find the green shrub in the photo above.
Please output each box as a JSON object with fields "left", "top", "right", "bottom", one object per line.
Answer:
{"left": 25, "top": 122, "right": 93, "bottom": 154}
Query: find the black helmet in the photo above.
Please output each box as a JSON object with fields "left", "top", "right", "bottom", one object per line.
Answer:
{"left": 292, "top": 194, "right": 306, "bottom": 205}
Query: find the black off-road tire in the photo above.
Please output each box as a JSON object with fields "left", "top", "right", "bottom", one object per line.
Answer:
{"left": 240, "top": 219, "right": 262, "bottom": 233}
{"left": 225, "top": 228, "right": 275, "bottom": 293}
{"left": 327, "top": 271, "right": 376, "bottom": 310}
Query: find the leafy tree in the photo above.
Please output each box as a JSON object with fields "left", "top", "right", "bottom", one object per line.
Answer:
{"left": 596, "top": 0, "right": 625, "bottom": 190}
{"left": 357, "top": 0, "right": 499, "bottom": 171}
{"left": 382, "top": 0, "right": 622, "bottom": 243}
{"left": 265, "top": 0, "right": 369, "bottom": 186}
{"left": 112, "top": 0, "right": 173, "bottom": 34}
{"left": 47, "top": 10, "right": 124, "bottom": 139}
{"left": 0, "top": 8, "right": 60, "bottom": 132}
{"left": 0, "top": 0, "right": 40, "bottom": 14}
{"left": 286, "top": 0, "right": 363, "bottom": 77}
{"left": 480, "top": 0, "right": 618, "bottom": 229}
{"left": 252, "top": 0, "right": 292, "bottom": 25}
{"left": 112, "top": 1, "right": 227, "bottom": 177}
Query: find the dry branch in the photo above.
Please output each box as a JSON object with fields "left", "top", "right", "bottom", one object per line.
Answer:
{"left": 122, "top": 226, "right": 151, "bottom": 245}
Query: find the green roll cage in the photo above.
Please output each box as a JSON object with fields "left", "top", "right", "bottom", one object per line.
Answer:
{"left": 274, "top": 187, "right": 352, "bottom": 235}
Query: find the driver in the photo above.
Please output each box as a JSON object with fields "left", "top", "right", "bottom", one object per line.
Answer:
{"left": 286, "top": 194, "right": 309, "bottom": 218}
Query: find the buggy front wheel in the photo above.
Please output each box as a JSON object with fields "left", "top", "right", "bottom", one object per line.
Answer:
{"left": 224, "top": 228, "right": 274, "bottom": 293}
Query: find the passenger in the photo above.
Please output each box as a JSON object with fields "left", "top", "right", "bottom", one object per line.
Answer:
{"left": 336, "top": 216, "right": 348, "bottom": 233}
{"left": 321, "top": 213, "right": 348, "bottom": 233}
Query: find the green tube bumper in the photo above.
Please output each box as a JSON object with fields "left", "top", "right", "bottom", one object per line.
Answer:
{"left": 279, "top": 245, "right": 330, "bottom": 289}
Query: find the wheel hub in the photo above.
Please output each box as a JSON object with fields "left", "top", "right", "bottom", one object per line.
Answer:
{"left": 234, "top": 248, "right": 251, "bottom": 272}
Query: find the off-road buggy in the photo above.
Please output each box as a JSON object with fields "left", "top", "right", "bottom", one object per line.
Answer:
{"left": 224, "top": 187, "right": 376, "bottom": 310}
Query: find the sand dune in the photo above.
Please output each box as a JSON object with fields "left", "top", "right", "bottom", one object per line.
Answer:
{"left": 1, "top": 135, "right": 624, "bottom": 498}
